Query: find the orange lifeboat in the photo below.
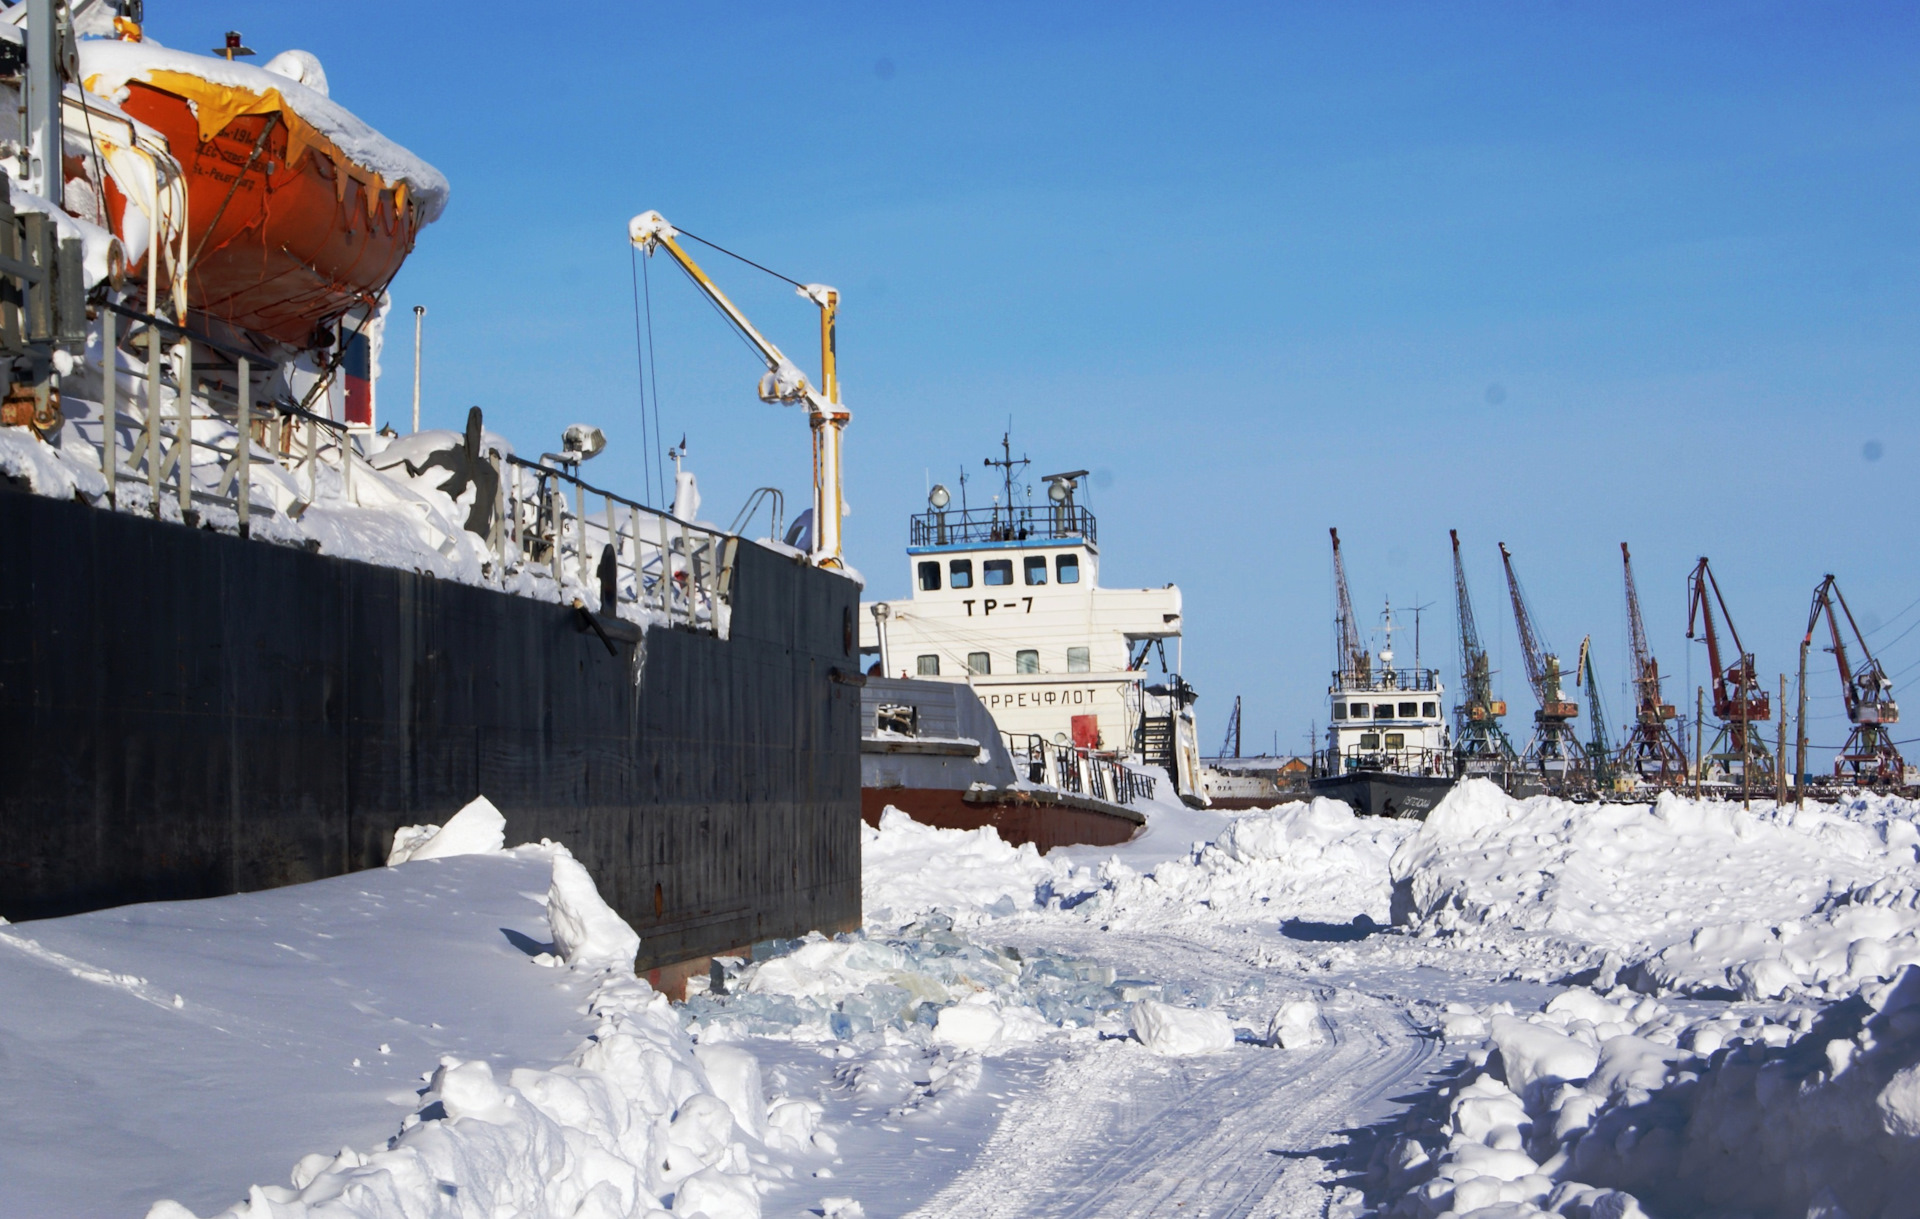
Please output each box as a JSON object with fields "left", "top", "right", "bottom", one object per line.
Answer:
{"left": 79, "top": 39, "right": 448, "bottom": 347}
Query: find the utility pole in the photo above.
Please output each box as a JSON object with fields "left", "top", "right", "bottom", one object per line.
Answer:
{"left": 1795, "top": 637, "right": 1810, "bottom": 809}
{"left": 411, "top": 305, "right": 425, "bottom": 433}
{"left": 1776, "top": 674, "right": 1787, "bottom": 807}
{"left": 1740, "top": 674, "right": 1750, "bottom": 809}
{"left": 1695, "top": 686, "right": 1704, "bottom": 799}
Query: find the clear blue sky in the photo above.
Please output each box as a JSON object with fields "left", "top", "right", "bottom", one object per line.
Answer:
{"left": 153, "top": 2, "right": 1920, "bottom": 766}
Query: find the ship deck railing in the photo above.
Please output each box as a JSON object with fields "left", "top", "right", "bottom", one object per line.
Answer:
{"left": 1319, "top": 744, "right": 1454, "bottom": 779}
{"left": 909, "top": 504, "right": 1095, "bottom": 549}
{"left": 1003, "top": 732, "right": 1156, "bottom": 806}
{"left": 62, "top": 301, "right": 736, "bottom": 637}
{"left": 1329, "top": 667, "right": 1441, "bottom": 693}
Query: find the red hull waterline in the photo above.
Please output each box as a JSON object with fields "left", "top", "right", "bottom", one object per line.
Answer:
{"left": 861, "top": 788, "right": 1142, "bottom": 852}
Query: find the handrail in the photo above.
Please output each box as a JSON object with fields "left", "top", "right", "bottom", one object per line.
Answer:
{"left": 1001, "top": 731, "right": 1156, "bottom": 805}
{"left": 67, "top": 320, "right": 740, "bottom": 639}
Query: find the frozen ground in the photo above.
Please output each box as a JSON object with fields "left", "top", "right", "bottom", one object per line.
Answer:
{"left": 9, "top": 782, "right": 1920, "bottom": 1218}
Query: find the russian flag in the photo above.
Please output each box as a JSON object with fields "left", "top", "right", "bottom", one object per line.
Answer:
{"left": 342, "top": 325, "right": 374, "bottom": 428}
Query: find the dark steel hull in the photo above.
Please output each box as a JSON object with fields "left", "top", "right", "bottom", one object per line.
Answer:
{"left": 0, "top": 482, "right": 862, "bottom": 973}
{"left": 1308, "top": 771, "right": 1457, "bottom": 819}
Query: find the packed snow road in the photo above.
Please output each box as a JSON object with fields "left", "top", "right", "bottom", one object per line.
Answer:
{"left": 908, "top": 936, "right": 1437, "bottom": 1219}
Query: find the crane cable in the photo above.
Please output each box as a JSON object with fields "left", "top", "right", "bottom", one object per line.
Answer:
{"left": 628, "top": 245, "right": 656, "bottom": 505}
{"left": 673, "top": 227, "right": 809, "bottom": 290}
{"left": 641, "top": 254, "right": 668, "bottom": 509}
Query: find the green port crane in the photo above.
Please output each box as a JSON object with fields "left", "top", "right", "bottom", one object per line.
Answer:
{"left": 1450, "top": 529, "right": 1517, "bottom": 778}
{"left": 1576, "top": 635, "right": 1615, "bottom": 790}
{"left": 1500, "top": 541, "right": 1589, "bottom": 791}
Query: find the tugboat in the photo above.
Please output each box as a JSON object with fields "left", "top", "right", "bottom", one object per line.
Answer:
{"left": 1308, "top": 530, "right": 1457, "bottom": 818}
{"left": 856, "top": 436, "right": 1203, "bottom": 845}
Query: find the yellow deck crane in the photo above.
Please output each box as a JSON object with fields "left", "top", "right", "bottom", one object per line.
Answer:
{"left": 627, "top": 210, "right": 850, "bottom": 569}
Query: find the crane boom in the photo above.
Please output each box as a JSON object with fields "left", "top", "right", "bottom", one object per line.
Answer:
{"left": 627, "top": 210, "right": 850, "bottom": 568}
{"left": 1623, "top": 543, "right": 1654, "bottom": 694}
{"left": 1330, "top": 529, "right": 1369, "bottom": 684}
{"left": 1686, "top": 558, "right": 1769, "bottom": 723}
{"left": 1499, "top": 542, "right": 1553, "bottom": 704}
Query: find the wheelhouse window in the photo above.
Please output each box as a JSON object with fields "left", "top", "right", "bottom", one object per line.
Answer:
{"left": 949, "top": 559, "right": 973, "bottom": 589}
{"left": 916, "top": 654, "right": 939, "bottom": 676}
{"left": 967, "top": 652, "right": 991, "bottom": 675}
{"left": 1057, "top": 554, "right": 1080, "bottom": 584}
{"left": 983, "top": 559, "right": 1013, "bottom": 586}
{"left": 1398, "top": 701, "right": 1418, "bottom": 718}
{"left": 1066, "top": 646, "right": 1090, "bottom": 673}
{"left": 917, "top": 561, "right": 941, "bottom": 591}
{"left": 1332, "top": 703, "right": 1348, "bottom": 720}
{"left": 1374, "top": 704, "right": 1393, "bottom": 720}
{"left": 1024, "top": 556, "right": 1048, "bottom": 585}
{"left": 1422, "top": 701, "right": 1437, "bottom": 717}
{"left": 1016, "top": 649, "right": 1040, "bottom": 673}
{"left": 1348, "top": 702, "right": 1369, "bottom": 718}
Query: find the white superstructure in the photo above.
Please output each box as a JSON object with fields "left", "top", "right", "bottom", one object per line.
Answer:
{"left": 1320, "top": 604, "right": 1453, "bottom": 779}
{"left": 858, "top": 460, "right": 1203, "bottom": 798}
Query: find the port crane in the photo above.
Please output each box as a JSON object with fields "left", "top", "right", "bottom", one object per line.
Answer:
{"left": 1449, "top": 530, "right": 1516, "bottom": 778}
{"left": 627, "top": 210, "right": 850, "bottom": 568}
{"left": 1685, "top": 558, "right": 1774, "bottom": 788}
{"left": 1575, "top": 635, "right": 1615, "bottom": 789}
{"left": 1220, "top": 695, "right": 1242, "bottom": 759}
{"left": 1804, "top": 575, "right": 1906, "bottom": 786}
{"left": 1618, "top": 544, "right": 1688, "bottom": 786}
{"left": 1499, "top": 542, "right": 1588, "bottom": 789}
{"left": 1331, "top": 529, "right": 1371, "bottom": 687}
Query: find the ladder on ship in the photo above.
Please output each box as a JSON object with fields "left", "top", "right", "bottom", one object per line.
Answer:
{"left": 1137, "top": 715, "right": 1177, "bottom": 780}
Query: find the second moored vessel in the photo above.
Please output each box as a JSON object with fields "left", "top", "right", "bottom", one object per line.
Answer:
{"left": 1309, "top": 530, "right": 1457, "bottom": 818}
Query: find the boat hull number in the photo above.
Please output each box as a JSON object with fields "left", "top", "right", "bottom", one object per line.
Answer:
{"left": 962, "top": 598, "right": 1033, "bottom": 616}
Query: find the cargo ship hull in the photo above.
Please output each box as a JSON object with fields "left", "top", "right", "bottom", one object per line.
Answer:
{"left": 0, "top": 484, "right": 861, "bottom": 973}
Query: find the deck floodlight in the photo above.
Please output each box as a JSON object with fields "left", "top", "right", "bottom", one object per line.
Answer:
{"left": 1047, "top": 480, "right": 1068, "bottom": 503}
{"left": 562, "top": 424, "right": 606, "bottom": 462}
{"left": 928, "top": 484, "right": 950, "bottom": 510}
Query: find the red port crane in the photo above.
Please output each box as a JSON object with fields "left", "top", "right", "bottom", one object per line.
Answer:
{"left": 1804, "top": 575, "right": 1907, "bottom": 787}
{"left": 1619, "top": 544, "right": 1688, "bottom": 786}
{"left": 1499, "top": 542, "right": 1588, "bottom": 789}
{"left": 1685, "top": 558, "right": 1774, "bottom": 788}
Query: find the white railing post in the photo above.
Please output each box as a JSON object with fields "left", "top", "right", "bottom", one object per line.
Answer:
{"left": 236, "top": 355, "right": 249, "bottom": 535}
{"left": 100, "top": 308, "right": 115, "bottom": 507}
{"left": 175, "top": 338, "right": 192, "bottom": 521}
{"left": 656, "top": 510, "right": 671, "bottom": 616}
{"left": 489, "top": 452, "right": 504, "bottom": 561}
{"left": 573, "top": 481, "right": 587, "bottom": 586}
{"left": 508, "top": 463, "right": 522, "bottom": 557}
{"left": 548, "top": 479, "right": 561, "bottom": 583}
{"left": 144, "top": 329, "right": 161, "bottom": 511}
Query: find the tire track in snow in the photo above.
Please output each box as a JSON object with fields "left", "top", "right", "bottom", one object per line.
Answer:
{"left": 905, "top": 931, "right": 1437, "bottom": 1219}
